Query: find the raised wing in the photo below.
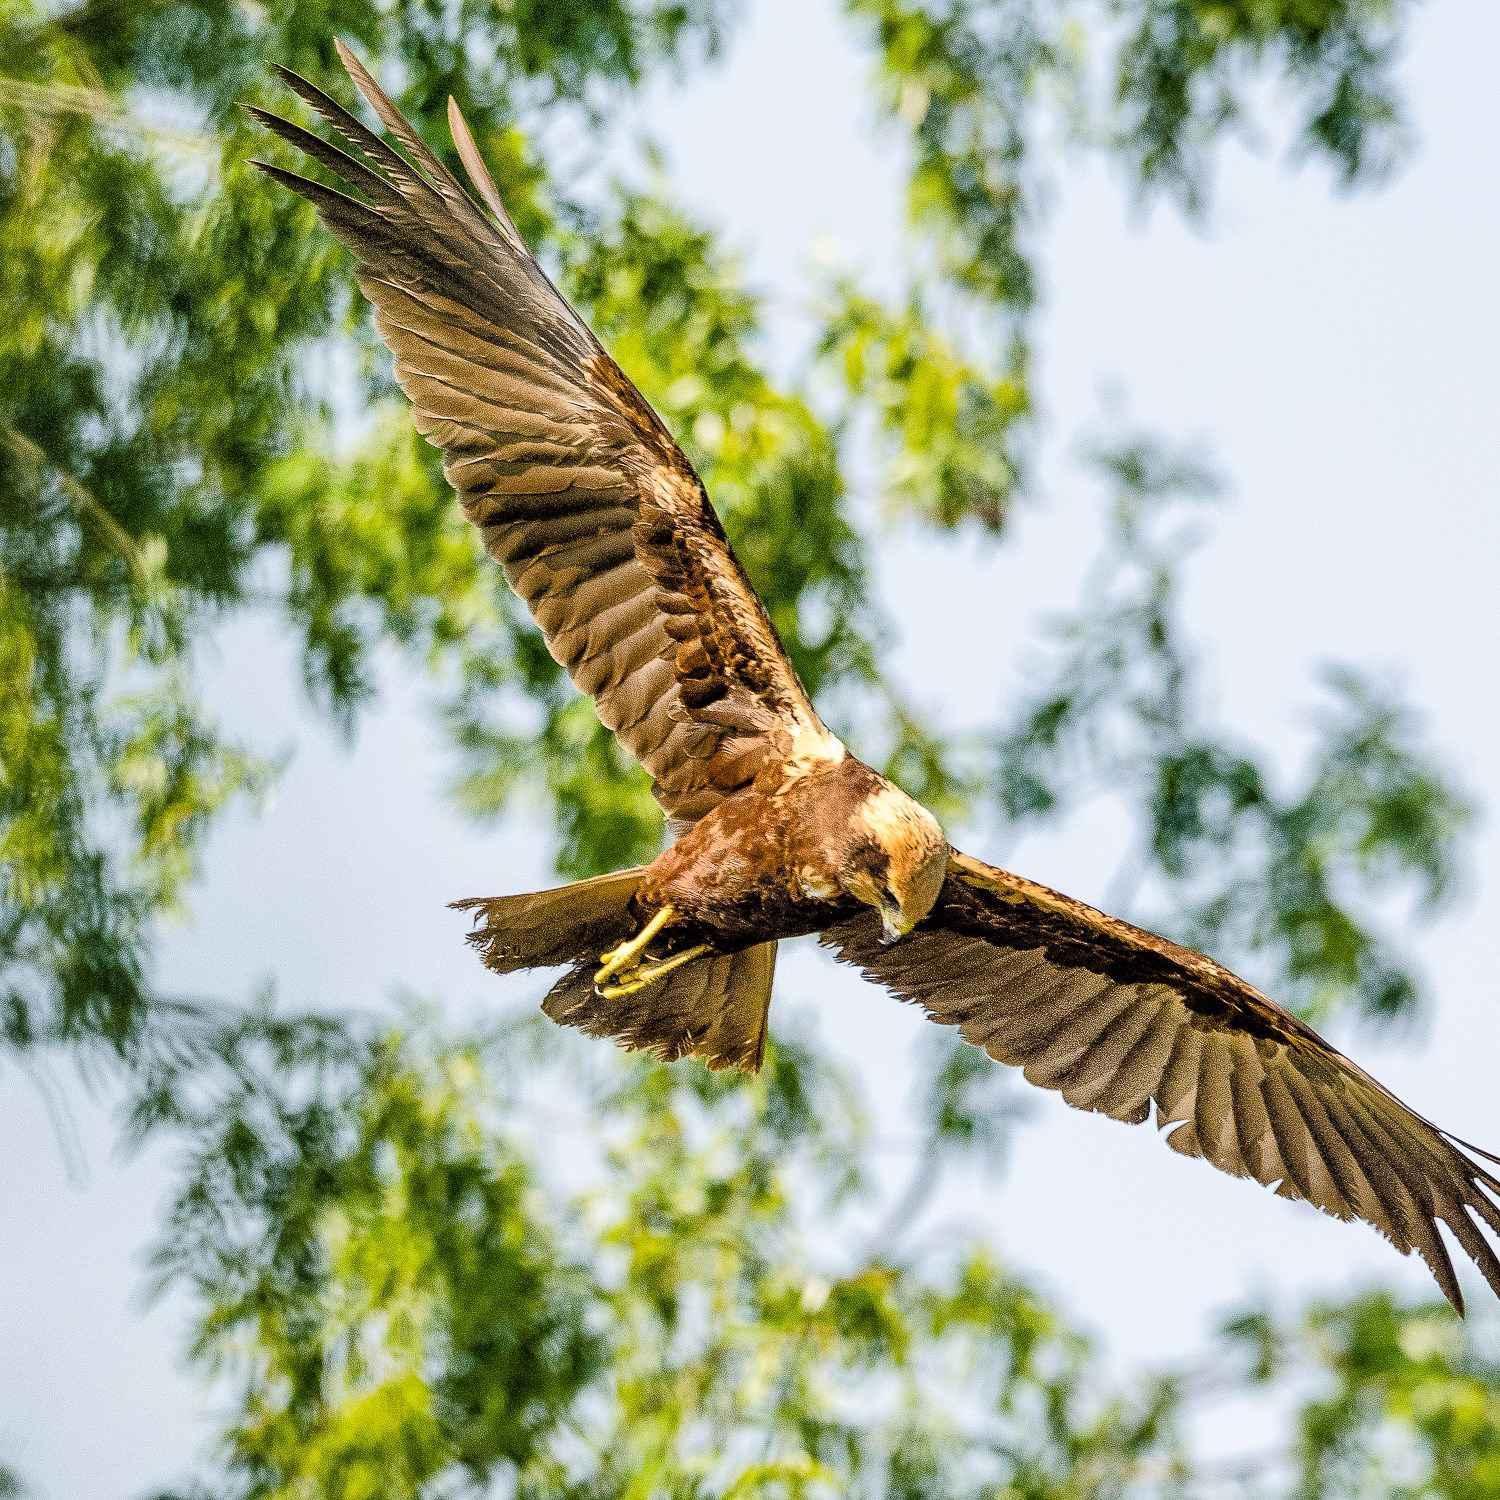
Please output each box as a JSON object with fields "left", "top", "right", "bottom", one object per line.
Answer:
{"left": 824, "top": 847, "right": 1500, "bottom": 1312}
{"left": 250, "top": 44, "right": 836, "bottom": 823}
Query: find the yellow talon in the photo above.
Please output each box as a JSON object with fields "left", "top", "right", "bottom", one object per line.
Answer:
{"left": 598, "top": 944, "right": 710, "bottom": 1000}
{"left": 594, "top": 904, "right": 677, "bottom": 987}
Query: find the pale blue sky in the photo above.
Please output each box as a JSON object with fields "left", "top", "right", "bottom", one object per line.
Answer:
{"left": 4, "top": 1, "right": 1499, "bottom": 1492}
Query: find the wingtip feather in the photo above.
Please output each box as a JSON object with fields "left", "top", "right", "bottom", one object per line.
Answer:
{"left": 445, "top": 94, "right": 521, "bottom": 241}
{"left": 333, "top": 36, "right": 400, "bottom": 129}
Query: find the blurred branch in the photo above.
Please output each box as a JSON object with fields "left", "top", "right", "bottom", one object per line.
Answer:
{"left": 0, "top": 77, "right": 211, "bottom": 151}
{"left": 4, "top": 425, "right": 147, "bottom": 582}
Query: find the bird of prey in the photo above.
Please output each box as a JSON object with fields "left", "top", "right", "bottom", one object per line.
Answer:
{"left": 252, "top": 44, "right": 1500, "bottom": 1312}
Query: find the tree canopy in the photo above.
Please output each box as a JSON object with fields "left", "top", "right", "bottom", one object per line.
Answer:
{"left": 2, "top": 1, "right": 1494, "bottom": 1496}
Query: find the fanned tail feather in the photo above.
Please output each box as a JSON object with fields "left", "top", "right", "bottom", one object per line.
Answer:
{"left": 452, "top": 873, "right": 776, "bottom": 1073}
{"left": 542, "top": 942, "right": 776, "bottom": 1073}
{"left": 452, "top": 868, "right": 646, "bottom": 976}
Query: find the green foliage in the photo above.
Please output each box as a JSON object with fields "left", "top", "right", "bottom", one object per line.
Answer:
{"left": 1111, "top": 0, "right": 1412, "bottom": 201}
{"left": 0, "top": 0, "right": 752, "bottom": 1050}
{"left": 141, "top": 1008, "right": 602, "bottom": 1497}
{"left": 136, "top": 1007, "right": 1500, "bottom": 1499}
{"left": 849, "top": 0, "right": 1049, "bottom": 309}
{"left": 1225, "top": 1293, "right": 1500, "bottom": 1497}
{"left": 834, "top": 0, "right": 1416, "bottom": 561}
{"left": 818, "top": 279, "right": 1027, "bottom": 529}
{"left": 0, "top": 0, "right": 1452, "bottom": 1057}
{"left": 141, "top": 1009, "right": 1193, "bottom": 1498}
{"left": 2, "top": 0, "right": 1492, "bottom": 1496}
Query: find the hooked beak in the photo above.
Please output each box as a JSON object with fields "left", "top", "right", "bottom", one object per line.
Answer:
{"left": 879, "top": 905, "right": 914, "bottom": 945}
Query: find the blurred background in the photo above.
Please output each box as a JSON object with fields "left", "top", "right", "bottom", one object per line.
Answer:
{"left": 2, "top": 0, "right": 1498, "bottom": 1495}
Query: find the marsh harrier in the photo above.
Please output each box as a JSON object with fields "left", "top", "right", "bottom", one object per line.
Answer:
{"left": 253, "top": 46, "right": 1500, "bottom": 1312}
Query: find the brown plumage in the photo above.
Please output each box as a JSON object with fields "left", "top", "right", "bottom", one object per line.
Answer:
{"left": 254, "top": 46, "right": 1500, "bottom": 1312}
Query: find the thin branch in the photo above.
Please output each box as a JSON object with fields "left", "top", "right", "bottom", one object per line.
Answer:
{"left": 860, "top": 1132, "right": 944, "bottom": 1261}
{"left": 3, "top": 426, "right": 146, "bottom": 582}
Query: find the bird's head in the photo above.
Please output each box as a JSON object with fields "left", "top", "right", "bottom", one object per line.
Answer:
{"left": 840, "top": 783, "right": 948, "bottom": 943}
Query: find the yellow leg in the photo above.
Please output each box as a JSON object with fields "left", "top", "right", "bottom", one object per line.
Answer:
{"left": 598, "top": 944, "right": 711, "bottom": 1000}
{"left": 594, "top": 904, "right": 677, "bottom": 986}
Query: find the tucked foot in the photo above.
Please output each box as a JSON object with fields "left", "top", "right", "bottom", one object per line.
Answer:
{"left": 594, "top": 904, "right": 677, "bottom": 988}
{"left": 598, "top": 944, "right": 711, "bottom": 1000}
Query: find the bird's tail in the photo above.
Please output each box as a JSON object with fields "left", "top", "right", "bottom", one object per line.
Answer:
{"left": 452, "top": 872, "right": 776, "bottom": 1073}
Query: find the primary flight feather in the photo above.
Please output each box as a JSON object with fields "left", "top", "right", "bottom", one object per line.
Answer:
{"left": 252, "top": 44, "right": 1500, "bottom": 1313}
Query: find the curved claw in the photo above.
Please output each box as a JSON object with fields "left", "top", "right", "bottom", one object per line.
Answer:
{"left": 594, "top": 904, "right": 676, "bottom": 987}
{"left": 598, "top": 943, "right": 711, "bottom": 1000}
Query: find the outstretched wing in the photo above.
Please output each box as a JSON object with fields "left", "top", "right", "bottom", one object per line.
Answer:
{"left": 250, "top": 43, "right": 836, "bottom": 823}
{"left": 823, "top": 847, "right": 1500, "bottom": 1312}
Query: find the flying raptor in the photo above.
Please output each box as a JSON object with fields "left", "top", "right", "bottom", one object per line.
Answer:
{"left": 253, "top": 45, "right": 1500, "bottom": 1312}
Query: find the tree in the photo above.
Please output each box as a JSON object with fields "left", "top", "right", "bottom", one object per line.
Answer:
{"left": 1, "top": 2, "right": 1491, "bottom": 1496}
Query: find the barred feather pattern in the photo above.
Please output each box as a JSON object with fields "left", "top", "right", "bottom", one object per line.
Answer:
{"left": 823, "top": 847, "right": 1500, "bottom": 1313}
{"left": 250, "top": 43, "right": 832, "bottom": 823}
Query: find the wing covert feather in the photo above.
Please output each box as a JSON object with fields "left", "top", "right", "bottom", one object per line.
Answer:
{"left": 822, "top": 846, "right": 1500, "bottom": 1312}
{"left": 251, "top": 49, "right": 836, "bottom": 822}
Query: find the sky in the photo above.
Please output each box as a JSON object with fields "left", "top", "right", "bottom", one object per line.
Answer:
{"left": 3, "top": 0, "right": 1499, "bottom": 1492}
